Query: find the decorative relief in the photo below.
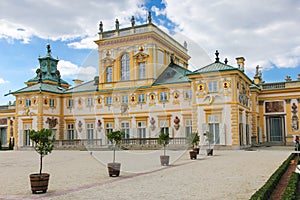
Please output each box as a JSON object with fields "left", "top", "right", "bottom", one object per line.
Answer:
{"left": 46, "top": 117, "right": 58, "bottom": 129}
{"left": 150, "top": 117, "right": 156, "bottom": 131}
{"left": 291, "top": 102, "right": 298, "bottom": 131}
{"left": 172, "top": 91, "right": 180, "bottom": 105}
{"left": 173, "top": 116, "right": 180, "bottom": 130}
{"left": 149, "top": 93, "right": 156, "bottom": 106}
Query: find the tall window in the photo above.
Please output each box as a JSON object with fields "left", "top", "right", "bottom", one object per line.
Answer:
{"left": 121, "top": 122, "right": 130, "bottom": 139}
{"left": 138, "top": 62, "right": 146, "bottom": 79}
{"left": 138, "top": 121, "right": 146, "bottom": 144}
{"left": 49, "top": 99, "right": 55, "bottom": 107}
{"left": 209, "top": 123, "right": 220, "bottom": 144}
{"left": 138, "top": 94, "right": 145, "bottom": 103}
{"left": 160, "top": 120, "right": 169, "bottom": 134}
{"left": 121, "top": 54, "right": 130, "bottom": 81}
{"left": 208, "top": 81, "right": 218, "bottom": 93}
{"left": 185, "top": 90, "right": 192, "bottom": 99}
{"left": 208, "top": 115, "right": 220, "bottom": 144}
{"left": 26, "top": 98, "right": 31, "bottom": 107}
{"left": 68, "top": 99, "right": 74, "bottom": 108}
{"left": 106, "top": 96, "right": 112, "bottom": 105}
{"left": 87, "top": 98, "right": 93, "bottom": 107}
{"left": 87, "top": 123, "right": 94, "bottom": 140}
{"left": 67, "top": 124, "right": 75, "bottom": 140}
{"left": 106, "top": 66, "right": 112, "bottom": 82}
{"left": 122, "top": 95, "right": 128, "bottom": 103}
{"left": 160, "top": 92, "right": 168, "bottom": 101}
{"left": 24, "top": 124, "right": 31, "bottom": 146}
{"left": 106, "top": 122, "right": 113, "bottom": 144}
{"left": 185, "top": 119, "right": 192, "bottom": 137}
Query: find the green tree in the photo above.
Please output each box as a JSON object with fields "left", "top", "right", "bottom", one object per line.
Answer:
{"left": 188, "top": 132, "right": 199, "bottom": 148}
{"left": 106, "top": 130, "right": 123, "bottom": 163}
{"left": 28, "top": 129, "right": 55, "bottom": 175}
{"left": 158, "top": 132, "right": 170, "bottom": 156}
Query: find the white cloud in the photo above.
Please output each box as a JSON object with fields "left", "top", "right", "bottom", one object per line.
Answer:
{"left": 57, "top": 60, "right": 97, "bottom": 81}
{"left": 0, "top": 19, "right": 36, "bottom": 44}
{"left": 67, "top": 35, "right": 98, "bottom": 49}
{"left": 0, "top": 0, "right": 148, "bottom": 48}
{"left": 0, "top": 78, "right": 9, "bottom": 84}
{"left": 162, "top": 0, "right": 300, "bottom": 77}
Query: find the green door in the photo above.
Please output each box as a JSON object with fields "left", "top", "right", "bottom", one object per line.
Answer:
{"left": 268, "top": 116, "right": 284, "bottom": 142}
{"left": 1, "top": 128, "right": 7, "bottom": 145}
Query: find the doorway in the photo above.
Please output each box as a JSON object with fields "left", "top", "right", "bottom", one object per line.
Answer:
{"left": 266, "top": 115, "right": 285, "bottom": 142}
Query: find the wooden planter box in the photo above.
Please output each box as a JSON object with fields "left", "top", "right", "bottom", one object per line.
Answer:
{"left": 29, "top": 173, "right": 50, "bottom": 194}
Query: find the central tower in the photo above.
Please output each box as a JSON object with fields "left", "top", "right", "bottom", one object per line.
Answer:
{"left": 94, "top": 13, "right": 190, "bottom": 90}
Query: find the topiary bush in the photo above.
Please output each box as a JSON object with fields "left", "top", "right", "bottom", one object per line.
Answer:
{"left": 250, "top": 153, "right": 296, "bottom": 200}
{"left": 282, "top": 172, "right": 299, "bottom": 200}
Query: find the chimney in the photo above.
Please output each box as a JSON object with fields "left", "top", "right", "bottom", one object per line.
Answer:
{"left": 297, "top": 74, "right": 300, "bottom": 81}
{"left": 72, "top": 79, "right": 83, "bottom": 86}
{"left": 236, "top": 57, "right": 245, "bottom": 72}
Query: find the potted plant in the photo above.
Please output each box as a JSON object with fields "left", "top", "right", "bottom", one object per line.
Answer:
{"left": 106, "top": 130, "right": 123, "bottom": 177}
{"left": 204, "top": 131, "right": 214, "bottom": 156}
{"left": 158, "top": 131, "right": 170, "bottom": 166}
{"left": 28, "top": 128, "right": 55, "bottom": 194}
{"left": 187, "top": 132, "right": 200, "bottom": 159}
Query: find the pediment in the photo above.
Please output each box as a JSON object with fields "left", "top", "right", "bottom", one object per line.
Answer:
{"left": 133, "top": 52, "right": 149, "bottom": 61}
{"left": 101, "top": 57, "right": 115, "bottom": 66}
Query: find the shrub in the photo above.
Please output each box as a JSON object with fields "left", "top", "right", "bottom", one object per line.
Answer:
{"left": 158, "top": 132, "right": 169, "bottom": 156}
{"left": 250, "top": 153, "right": 296, "bottom": 200}
{"left": 282, "top": 172, "right": 299, "bottom": 200}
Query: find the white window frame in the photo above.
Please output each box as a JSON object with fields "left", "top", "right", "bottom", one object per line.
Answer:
{"left": 87, "top": 98, "right": 93, "bottom": 107}
{"left": 185, "top": 119, "right": 192, "bottom": 137}
{"left": 26, "top": 98, "right": 31, "bottom": 107}
{"left": 208, "top": 81, "right": 218, "bottom": 93}
{"left": 87, "top": 123, "right": 94, "bottom": 140}
{"left": 49, "top": 99, "right": 55, "bottom": 107}
{"left": 160, "top": 92, "right": 168, "bottom": 101}
{"left": 185, "top": 90, "right": 192, "bottom": 99}
{"left": 121, "top": 54, "right": 130, "bottom": 81}
{"left": 67, "top": 124, "right": 75, "bottom": 140}
{"left": 122, "top": 95, "right": 128, "bottom": 104}
{"left": 138, "top": 62, "right": 146, "bottom": 79}
{"left": 68, "top": 99, "right": 74, "bottom": 108}
{"left": 138, "top": 94, "right": 145, "bottom": 103}
{"left": 106, "top": 66, "right": 112, "bottom": 82}
{"left": 121, "top": 122, "right": 130, "bottom": 139}
{"left": 106, "top": 96, "right": 112, "bottom": 105}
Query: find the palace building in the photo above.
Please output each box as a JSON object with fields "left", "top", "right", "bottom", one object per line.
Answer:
{"left": 1, "top": 14, "right": 300, "bottom": 149}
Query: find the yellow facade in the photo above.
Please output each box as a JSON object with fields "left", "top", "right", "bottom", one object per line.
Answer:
{"left": 1, "top": 17, "right": 299, "bottom": 149}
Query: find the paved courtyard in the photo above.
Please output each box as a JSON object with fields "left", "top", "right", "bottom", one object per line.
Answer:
{"left": 0, "top": 147, "right": 294, "bottom": 200}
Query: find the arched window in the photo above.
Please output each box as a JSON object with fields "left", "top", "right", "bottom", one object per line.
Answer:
{"left": 121, "top": 53, "right": 130, "bottom": 81}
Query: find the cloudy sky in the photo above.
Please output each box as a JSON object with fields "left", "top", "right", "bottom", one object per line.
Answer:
{"left": 0, "top": 0, "right": 300, "bottom": 105}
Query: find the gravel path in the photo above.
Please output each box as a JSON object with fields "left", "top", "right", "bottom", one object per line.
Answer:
{"left": 0, "top": 147, "right": 293, "bottom": 200}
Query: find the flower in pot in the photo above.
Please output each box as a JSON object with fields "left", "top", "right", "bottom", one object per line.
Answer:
{"left": 204, "top": 131, "right": 214, "bottom": 156}
{"left": 28, "top": 128, "right": 55, "bottom": 194}
{"left": 106, "top": 130, "right": 123, "bottom": 177}
{"left": 158, "top": 131, "right": 170, "bottom": 166}
{"left": 187, "top": 132, "right": 200, "bottom": 159}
